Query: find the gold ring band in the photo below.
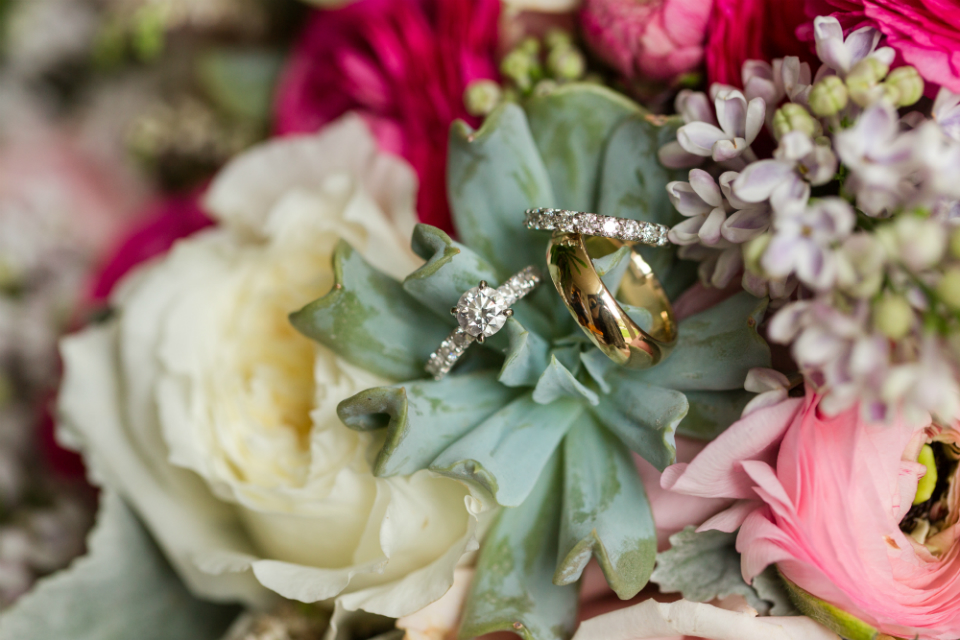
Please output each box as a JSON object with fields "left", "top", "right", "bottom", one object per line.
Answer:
{"left": 546, "top": 232, "right": 677, "bottom": 369}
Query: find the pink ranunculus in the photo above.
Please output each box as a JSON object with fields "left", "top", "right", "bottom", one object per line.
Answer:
{"left": 90, "top": 192, "right": 213, "bottom": 302}
{"left": 662, "top": 389, "right": 960, "bottom": 640}
{"left": 705, "top": 0, "right": 818, "bottom": 88}
{"left": 273, "top": 0, "right": 500, "bottom": 235}
{"left": 580, "top": 0, "right": 714, "bottom": 84}
{"left": 805, "top": 0, "right": 960, "bottom": 93}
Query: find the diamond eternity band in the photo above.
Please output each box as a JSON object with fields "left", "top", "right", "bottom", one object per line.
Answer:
{"left": 425, "top": 266, "right": 541, "bottom": 380}
{"left": 524, "top": 208, "right": 670, "bottom": 246}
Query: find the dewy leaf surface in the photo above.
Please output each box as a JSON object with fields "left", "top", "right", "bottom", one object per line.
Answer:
{"left": 554, "top": 416, "right": 657, "bottom": 599}
{"left": 0, "top": 492, "right": 238, "bottom": 640}
{"left": 459, "top": 454, "right": 578, "bottom": 640}
{"left": 291, "top": 240, "right": 450, "bottom": 380}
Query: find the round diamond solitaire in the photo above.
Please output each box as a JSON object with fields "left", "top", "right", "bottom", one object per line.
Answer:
{"left": 456, "top": 284, "right": 508, "bottom": 338}
{"left": 425, "top": 266, "right": 541, "bottom": 380}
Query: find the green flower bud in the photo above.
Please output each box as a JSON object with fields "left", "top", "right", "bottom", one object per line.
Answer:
{"left": 544, "top": 29, "right": 573, "bottom": 50}
{"left": 546, "top": 45, "right": 585, "bottom": 81}
{"left": 938, "top": 268, "right": 960, "bottom": 311}
{"left": 808, "top": 76, "right": 849, "bottom": 117}
{"left": 743, "top": 234, "right": 771, "bottom": 274}
{"left": 519, "top": 37, "right": 540, "bottom": 56}
{"left": 873, "top": 293, "right": 914, "bottom": 340}
{"left": 885, "top": 66, "right": 924, "bottom": 107}
{"left": 500, "top": 49, "right": 541, "bottom": 92}
{"left": 463, "top": 79, "right": 502, "bottom": 117}
{"left": 846, "top": 57, "right": 890, "bottom": 107}
{"left": 772, "top": 103, "right": 819, "bottom": 139}
{"left": 950, "top": 227, "right": 960, "bottom": 259}
{"left": 914, "top": 444, "right": 938, "bottom": 504}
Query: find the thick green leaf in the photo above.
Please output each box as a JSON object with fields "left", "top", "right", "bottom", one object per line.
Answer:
{"left": 679, "top": 390, "right": 754, "bottom": 440}
{"left": 532, "top": 355, "right": 598, "bottom": 406}
{"left": 650, "top": 526, "right": 773, "bottom": 615}
{"left": 459, "top": 454, "right": 578, "bottom": 640}
{"left": 629, "top": 292, "right": 771, "bottom": 392}
{"left": 404, "top": 224, "right": 501, "bottom": 319}
{"left": 431, "top": 394, "right": 583, "bottom": 507}
{"left": 291, "top": 241, "right": 450, "bottom": 380}
{"left": 595, "top": 114, "right": 684, "bottom": 278}
{"left": 499, "top": 319, "right": 552, "bottom": 387}
{"left": 524, "top": 84, "right": 641, "bottom": 212}
{"left": 0, "top": 492, "right": 239, "bottom": 640}
{"left": 588, "top": 375, "right": 686, "bottom": 471}
{"left": 554, "top": 417, "right": 656, "bottom": 599}
{"left": 448, "top": 104, "right": 555, "bottom": 279}
{"left": 337, "top": 371, "right": 521, "bottom": 477}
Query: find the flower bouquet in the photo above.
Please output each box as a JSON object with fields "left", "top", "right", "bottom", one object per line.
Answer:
{"left": 1, "top": 0, "right": 960, "bottom": 640}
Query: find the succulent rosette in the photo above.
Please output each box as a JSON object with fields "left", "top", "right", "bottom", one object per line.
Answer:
{"left": 289, "top": 83, "right": 772, "bottom": 639}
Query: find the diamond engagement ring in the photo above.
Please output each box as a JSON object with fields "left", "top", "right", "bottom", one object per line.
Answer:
{"left": 425, "top": 266, "right": 541, "bottom": 380}
{"left": 525, "top": 208, "right": 669, "bottom": 246}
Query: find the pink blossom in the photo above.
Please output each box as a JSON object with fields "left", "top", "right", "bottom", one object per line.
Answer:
{"left": 662, "top": 390, "right": 960, "bottom": 640}
{"left": 273, "top": 0, "right": 500, "bottom": 234}
{"left": 580, "top": 0, "right": 714, "bottom": 84}
{"left": 806, "top": 0, "right": 960, "bottom": 93}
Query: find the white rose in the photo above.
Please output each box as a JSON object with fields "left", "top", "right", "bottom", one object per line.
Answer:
{"left": 57, "top": 115, "right": 488, "bottom": 617}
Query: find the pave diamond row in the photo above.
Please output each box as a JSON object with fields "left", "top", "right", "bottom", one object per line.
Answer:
{"left": 425, "top": 328, "right": 474, "bottom": 379}
{"left": 425, "top": 267, "right": 541, "bottom": 380}
{"left": 524, "top": 208, "right": 670, "bottom": 247}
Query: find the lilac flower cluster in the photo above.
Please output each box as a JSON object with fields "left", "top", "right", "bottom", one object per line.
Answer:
{"left": 661, "top": 16, "right": 960, "bottom": 423}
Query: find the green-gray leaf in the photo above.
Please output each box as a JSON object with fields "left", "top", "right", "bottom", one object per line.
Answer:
{"left": 679, "top": 390, "right": 754, "bottom": 440}
{"left": 651, "top": 526, "right": 773, "bottom": 615}
{"left": 499, "top": 319, "right": 552, "bottom": 388}
{"left": 291, "top": 241, "right": 450, "bottom": 380}
{"left": 0, "top": 492, "right": 239, "bottom": 640}
{"left": 629, "top": 292, "right": 771, "bottom": 391}
{"left": 588, "top": 375, "right": 686, "bottom": 471}
{"left": 554, "top": 417, "right": 656, "bottom": 599}
{"left": 459, "top": 454, "right": 578, "bottom": 640}
{"left": 431, "top": 394, "right": 583, "bottom": 507}
{"left": 448, "top": 103, "right": 555, "bottom": 279}
{"left": 524, "top": 84, "right": 641, "bottom": 212}
{"left": 403, "top": 224, "right": 501, "bottom": 320}
{"left": 337, "top": 371, "right": 522, "bottom": 477}
{"left": 532, "top": 355, "right": 598, "bottom": 406}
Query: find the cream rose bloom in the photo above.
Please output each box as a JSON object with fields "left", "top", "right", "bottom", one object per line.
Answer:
{"left": 57, "top": 115, "right": 487, "bottom": 617}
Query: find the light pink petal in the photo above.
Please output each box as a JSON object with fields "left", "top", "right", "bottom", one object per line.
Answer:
{"left": 844, "top": 26, "right": 882, "bottom": 68}
{"left": 776, "top": 131, "right": 814, "bottom": 162}
{"left": 713, "top": 138, "right": 748, "bottom": 162}
{"left": 718, "top": 171, "right": 747, "bottom": 208}
{"left": 744, "top": 98, "right": 766, "bottom": 144}
{"left": 732, "top": 160, "right": 794, "bottom": 203}
{"left": 689, "top": 168, "right": 723, "bottom": 207}
{"left": 668, "top": 215, "right": 707, "bottom": 245}
{"left": 667, "top": 181, "right": 712, "bottom": 216}
{"left": 697, "top": 500, "right": 761, "bottom": 533}
{"left": 766, "top": 301, "right": 811, "bottom": 343}
{"left": 677, "top": 122, "right": 728, "bottom": 157}
{"left": 715, "top": 91, "right": 747, "bottom": 138}
{"left": 676, "top": 89, "right": 716, "bottom": 125}
{"left": 742, "top": 389, "right": 790, "bottom": 417}
{"left": 721, "top": 207, "right": 769, "bottom": 243}
{"left": 658, "top": 141, "right": 704, "bottom": 169}
{"left": 736, "top": 509, "right": 798, "bottom": 582}
{"left": 698, "top": 207, "right": 726, "bottom": 245}
{"left": 660, "top": 398, "right": 803, "bottom": 501}
{"left": 710, "top": 247, "right": 743, "bottom": 288}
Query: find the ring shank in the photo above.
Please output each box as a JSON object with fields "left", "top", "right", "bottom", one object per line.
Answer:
{"left": 547, "top": 232, "right": 677, "bottom": 369}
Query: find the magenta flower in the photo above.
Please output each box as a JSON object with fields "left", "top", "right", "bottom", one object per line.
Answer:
{"left": 273, "top": 0, "right": 500, "bottom": 234}
{"left": 806, "top": 0, "right": 960, "bottom": 93}
{"left": 580, "top": 0, "right": 713, "bottom": 84}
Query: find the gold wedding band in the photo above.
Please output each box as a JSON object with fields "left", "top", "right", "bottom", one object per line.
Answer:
{"left": 546, "top": 232, "right": 677, "bottom": 369}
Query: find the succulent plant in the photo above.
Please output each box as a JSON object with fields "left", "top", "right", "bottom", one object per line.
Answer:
{"left": 291, "top": 84, "right": 771, "bottom": 640}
